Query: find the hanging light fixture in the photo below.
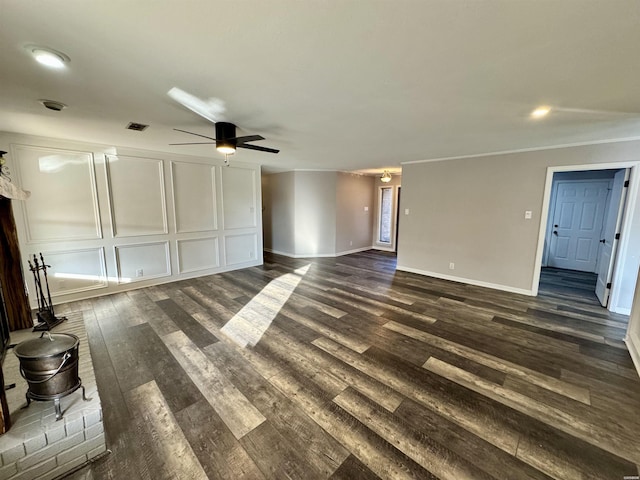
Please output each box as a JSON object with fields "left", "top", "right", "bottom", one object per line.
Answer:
{"left": 380, "top": 170, "right": 392, "bottom": 183}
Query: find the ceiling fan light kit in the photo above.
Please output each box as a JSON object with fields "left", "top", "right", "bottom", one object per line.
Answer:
{"left": 168, "top": 88, "right": 279, "bottom": 165}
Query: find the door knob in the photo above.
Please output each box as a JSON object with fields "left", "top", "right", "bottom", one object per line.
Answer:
{"left": 553, "top": 231, "right": 558, "bottom": 236}
{"left": 600, "top": 239, "right": 606, "bottom": 243}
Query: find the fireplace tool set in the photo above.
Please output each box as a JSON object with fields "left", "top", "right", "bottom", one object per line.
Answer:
{"left": 28, "top": 253, "right": 65, "bottom": 331}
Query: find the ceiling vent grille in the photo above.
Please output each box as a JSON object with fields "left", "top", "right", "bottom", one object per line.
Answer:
{"left": 126, "top": 122, "right": 149, "bottom": 131}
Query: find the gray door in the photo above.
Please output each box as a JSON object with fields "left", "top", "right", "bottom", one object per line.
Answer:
{"left": 548, "top": 180, "right": 610, "bottom": 272}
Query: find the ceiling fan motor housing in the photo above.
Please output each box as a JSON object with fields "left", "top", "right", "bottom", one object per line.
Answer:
{"left": 215, "top": 122, "right": 237, "bottom": 151}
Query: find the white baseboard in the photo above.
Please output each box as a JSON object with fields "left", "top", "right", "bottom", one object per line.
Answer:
{"left": 396, "top": 265, "right": 535, "bottom": 296}
{"left": 624, "top": 335, "right": 640, "bottom": 379}
{"left": 265, "top": 246, "right": 373, "bottom": 259}
{"left": 612, "top": 307, "right": 632, "bottom": 315}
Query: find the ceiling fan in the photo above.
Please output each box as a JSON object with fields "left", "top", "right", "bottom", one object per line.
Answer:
{"left": 168, "top": 87, "right": 279, "bottom": 164}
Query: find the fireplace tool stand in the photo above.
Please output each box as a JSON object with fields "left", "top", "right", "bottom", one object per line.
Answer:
{"left": 28, "top": 253, "right": 66, "bottom": 331}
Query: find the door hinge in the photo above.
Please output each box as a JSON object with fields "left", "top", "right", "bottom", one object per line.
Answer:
{"left": 606, "top": 282, "right": 612, "bottom": 289}
{"left": 624, "top": 180, "right": 629, "bottom": 187}
{"left": 615, "top": 233, "right": 620, "bottom": 240}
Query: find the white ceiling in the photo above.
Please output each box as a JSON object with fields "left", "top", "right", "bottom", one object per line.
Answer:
{"left": 1, "top": 1, "right": 640, "bottom": 174}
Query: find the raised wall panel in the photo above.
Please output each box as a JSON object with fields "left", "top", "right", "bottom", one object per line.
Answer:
{"left": 13, "top": 145, "right": 101, "bottom": 242}
{"left": 29, "top": 248, "right": 108, "bottom": 296}
{"left": 177, "top": 237, "right": 219, "bottom": 273}
{"left": 171, "top": 161, "right": 217, "bottom": 233}
{"left": 221, "top": 167, "right": 256, "bottom": 229}
{"left": 115, "top": 242, "right": 170, "bottom": 284}
{"left": 107, "top": 155, "right": 167, "bottom": 237}
{"left": 224, "top": 233, "right": 258, "bottom": 265}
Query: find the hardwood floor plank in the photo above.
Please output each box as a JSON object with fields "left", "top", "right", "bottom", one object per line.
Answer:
{"left": 313, "top": 337, "right": 522, "bottom": 455}
{"left": 240, "top": 420, "right": 326, "bottom": 480}
{"left": 161, "top": 330, "right": 266, "bottom": 439}
{"left": 267, "top": 369, "right": 436, "bottom": 480}
{"left": 333, "top": 387, "right": 497, "bottom": 480}
{"left": 394, "top": 398, "right": 553, "bottom": 480}
{"left": 156, "top": 298, "right": 218, "bottom": 349}
{"left": 204, "top": 341, "right": 350, "bottom": 476}
{"left": 424, "top": 357, "right": 640, "bottom": 464}
{"left": 129, "top": 323, "right": 203, "bottom": 413}
{"left": 329, "top": 455, "right": 381, "bottom": 480}
{"left": 124, "top": 381, "right": 208, "bottom": 480}
{"left": 174, "top": 399, "right": 265, "bottom": 480}
{"left": 383, "top": 320, "right": 590, "bottom": 404}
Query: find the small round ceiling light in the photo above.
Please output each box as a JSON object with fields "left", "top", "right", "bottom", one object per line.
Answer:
{"left": 26, "top": 45, "right": 70, "bottom": 69}
{"left": 531, "top": 106, "right": 551, "bottom": 118}
{"left": 380, "top": 170, "right": 392, "bottom": 183}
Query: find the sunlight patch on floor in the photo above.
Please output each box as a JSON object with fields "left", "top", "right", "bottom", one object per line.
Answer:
{"left": 221, "top": 264, "right": 310, "bottom": 348}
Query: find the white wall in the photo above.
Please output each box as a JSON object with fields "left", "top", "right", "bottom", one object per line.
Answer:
{"left": 294, "top": 172, "right": 337, "bottom": 257}
{"left": 262, "top": 171, "right": 374, "bottom": 257}
{"left": 336, "top": 172, "right": 375, "bottom": 254}
{"left": 1, "top": 132, "right": 263, "bottom": 307}
{"left": 626, "top": 266, "right": 640, "bottom": 377}
{"left": 262, "top": 172, "right": 295, "bottom": 254}
{"left": 398, "top": 139, "right": 640, "bottom": 312}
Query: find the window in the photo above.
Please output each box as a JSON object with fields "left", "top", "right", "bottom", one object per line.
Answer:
{"left": 379, "top": 186, "right": 393, "bottom": 243}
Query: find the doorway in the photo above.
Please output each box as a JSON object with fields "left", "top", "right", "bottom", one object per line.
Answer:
{"left": 538, "top": 167, "right": 631, "bottom": 310}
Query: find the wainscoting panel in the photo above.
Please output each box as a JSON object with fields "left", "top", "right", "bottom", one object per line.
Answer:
{"left": 171, "top": 161, "right": 217, "bottom": 233}
{"left": 177, "top": 237, "right": 219, "bottom": 274}
{"left": 107, "top": 155, "right": 168, "bottom": 237}
{"left": 115, "top": 242, "right": 171, "bottom": 284}
{"left": 224, "top": 233, "right": 258, "bottom": 265}
{"left": 27, "top": 247, "right": 108, "bottom": 296}
{"left": 221, "top": 166, "right": 257, "bottom": 229}
{"left": 12, "top": 145, "right": 102, "bottom": 242}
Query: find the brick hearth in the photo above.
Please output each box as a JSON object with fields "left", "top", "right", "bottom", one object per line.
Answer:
{"left": 0, "top": 312, "right": 105, "bottom": 480}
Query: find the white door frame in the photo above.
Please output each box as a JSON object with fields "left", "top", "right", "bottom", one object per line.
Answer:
{"left": 532, "top": 161, "right": 640, "bottom": 313}
{"left": 373, "top": 184, "right": 399, "bottom": 252}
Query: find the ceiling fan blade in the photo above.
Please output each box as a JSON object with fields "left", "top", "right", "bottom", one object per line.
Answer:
{"left": 173, "top": 128, "right": 216, "bottom": 141}
{"left": 236, "top": 135, "right": 265, "bottom": 145}
{"left": 167, "top": 87, "right": 226, "bottom": 123}
{"left": 169, "top": 142, "right": 216, "bottom": 145}
{"left": 238, "top": 144, "right": 280, "bottom": 154}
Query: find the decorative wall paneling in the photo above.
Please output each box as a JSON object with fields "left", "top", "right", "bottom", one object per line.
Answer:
{"left": 25, "top": 247, "right": 108, "bottom": 296}
{"left": 171, "top": 161, "right": 217, "bottom": 233}
{"left": 177, "top": 237, "right": 220, "bottom": 274}
{"left": 106, "top": 155, "right": 168, "bottom": 237}
{"left": 114, "top": 242, "right": 171, "bottom": 284}
{"left": 2, "top": 133, "right": 263, "bottom": 308}
{"left": 224, "top": 233, "right": 259, "bottom": 266}
{"left": 12, "top": 145, "right": 102, "bottom": 243}
{"left": 221, "top": 167, "right": 257, "bottom": 229}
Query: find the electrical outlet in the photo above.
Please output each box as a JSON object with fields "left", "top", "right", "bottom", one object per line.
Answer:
{"left": 136, "top": 268, "right": 143, "bottom": 277}
{"left": 350, "top": 240, "right": 353, "bottom": 246}
{"left": 449, "top": 262, "right": 455, "bottom": 270}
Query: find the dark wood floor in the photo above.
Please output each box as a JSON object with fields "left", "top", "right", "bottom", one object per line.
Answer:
{"left": 61, "top": 251, "right": 639, "bottom": 480}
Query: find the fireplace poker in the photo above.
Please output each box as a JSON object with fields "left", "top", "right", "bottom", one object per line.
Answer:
{"left": 40, "top": 253, "right": 54, "bottom": 316}
{"left": 28, "top": 258, "right": 43, "bottom": 312}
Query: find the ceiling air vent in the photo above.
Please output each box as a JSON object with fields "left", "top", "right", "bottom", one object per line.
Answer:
{"left": 126, "top": 122, "right": 149, "bottom": 132}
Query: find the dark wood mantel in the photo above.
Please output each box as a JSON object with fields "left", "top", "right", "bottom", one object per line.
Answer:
{"left": 0, "top": 196, "right": 32, "bottom": 331}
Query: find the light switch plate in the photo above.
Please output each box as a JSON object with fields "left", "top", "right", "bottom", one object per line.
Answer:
{"left": 524, "top": 210, "right": 532, "bottom": 219}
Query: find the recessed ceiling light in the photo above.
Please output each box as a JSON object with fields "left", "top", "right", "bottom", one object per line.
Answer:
{"left": 531, "top": 106, "right": 551, "bottom": 118}
{"left": 26, "top": 45, "right": 70, "bottom": 69}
